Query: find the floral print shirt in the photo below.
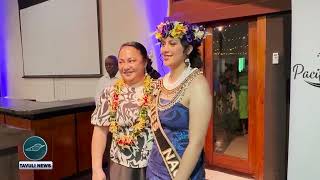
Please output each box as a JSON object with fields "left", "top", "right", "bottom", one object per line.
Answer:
{"left": 91, "top": 85, "right": 153, "bottom": 168}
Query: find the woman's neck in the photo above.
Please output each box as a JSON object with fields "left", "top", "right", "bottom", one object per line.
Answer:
{"left": 125, "top": 76, "right": 145, "bottom": 88}
{"left": 168, "top": 63, "right": 188, "bottom": 83}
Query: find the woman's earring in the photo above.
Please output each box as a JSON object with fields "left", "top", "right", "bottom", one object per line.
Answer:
{"left": 145, "top": 65, "right": 148, "bottom": 75}
{"left": 184, "top": 58, "right": 190, "bottom": 64}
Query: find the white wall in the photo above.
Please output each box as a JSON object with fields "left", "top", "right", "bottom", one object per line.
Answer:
{"left": 288, "top": 0, "right": 320, "bottom": 179}
{"left": 5, "top": 0, "right": 164, "bottom": 102}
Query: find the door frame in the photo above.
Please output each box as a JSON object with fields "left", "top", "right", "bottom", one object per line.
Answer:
{"left": 202, "top": 16, "right": 266, "bottom": 179}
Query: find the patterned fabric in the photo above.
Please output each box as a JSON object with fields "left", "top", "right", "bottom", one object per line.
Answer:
{"left": 91, "top": 85, "right": 153, "bottom": 168}
{"left": 146, "top": 99, "right": 205, "bottom": 180}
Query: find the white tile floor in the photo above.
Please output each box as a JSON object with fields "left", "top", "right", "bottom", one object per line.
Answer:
{"left": 205, "top": 169, "right": 253, "bottom": 180}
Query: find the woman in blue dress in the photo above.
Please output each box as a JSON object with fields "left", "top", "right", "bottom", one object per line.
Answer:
{"left": 146, "top": 20, "right": 212, "bottom": 180}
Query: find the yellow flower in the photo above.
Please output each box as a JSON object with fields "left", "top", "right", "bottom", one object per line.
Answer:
{"left": 115, "top": 79, "right": 124, "bottom": 92}
{"left": 139, "top": 117, "right": 146, "bottom": 123}
{"left": 109, "top": 122, "right": 118, "bottom": 133}
{"left": 144, "top": 76, "right": 152, "bottom": 86}
{"left": 143, "top": 76, "right": 153, "bottom": 94}
{"left": 155, "top": 32, "right": 162, "bottom": 40}
{"left": 133, "top": 121, "right": 145, "bottom": 133}
{"left": 171, "top": 23, "right": 187, "bottom": 39}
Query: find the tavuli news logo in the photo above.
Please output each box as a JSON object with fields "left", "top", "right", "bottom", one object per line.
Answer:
{"left": 19, "top": 136, "right": 53, "bottom": 170}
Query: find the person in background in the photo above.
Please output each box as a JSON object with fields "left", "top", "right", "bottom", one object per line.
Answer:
{"left": 96, "top": 55, "right": 120, "bottom": 102}
{"left": 91, "top": 41, "right": 160, "bottom": 180}
{"left": 146, "top": 20, "right": 212, "bottom": 180}
{"left": 238, "top": 66, "right": 248, "bottom": 135}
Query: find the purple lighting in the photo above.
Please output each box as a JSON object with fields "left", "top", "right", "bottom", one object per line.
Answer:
{"left": 145, "top": 0, "right": 169, "bottom": 76}
{"left": 0, "top": 1, "right": 8, "bottom": 97}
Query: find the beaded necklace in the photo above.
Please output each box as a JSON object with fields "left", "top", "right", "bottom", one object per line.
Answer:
{"left": 158, "top": 69, "right": 202, "bottom": 111}
{"left": 162, "top": 65, "right": 193, "bottom": 90}
{"left": 109, "top": 75, "right": 154, "bottom": 148}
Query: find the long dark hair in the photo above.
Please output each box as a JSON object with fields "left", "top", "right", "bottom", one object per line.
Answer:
{"left": 119, "top": 41, "right": 160, "bottom": 79}
{"left": 181, "top": 40, "right": 203, "bottom": 69}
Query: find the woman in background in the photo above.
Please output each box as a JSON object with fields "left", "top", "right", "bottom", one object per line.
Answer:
{"left": 147, "top": 20, "right": 212, "bottom": 180}
{"left": 91, "top": 41, "right": 159, "bottom": 180}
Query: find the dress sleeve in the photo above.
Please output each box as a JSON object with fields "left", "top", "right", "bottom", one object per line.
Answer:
{"left": 91, "top": 86, "right": 112, "bottom": 126}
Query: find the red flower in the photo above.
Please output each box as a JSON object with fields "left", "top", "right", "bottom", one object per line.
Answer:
{"left": 143, "top": 95, "right": 149, "bottom": 105}
{"left": 118, "top": 139, "right": 123, "bottom": 145}
{"left": 112, "top": 103, "right": 118, "bottom": 111}
{"left": 113, "top": 94, "right": 119, "bottom": 100}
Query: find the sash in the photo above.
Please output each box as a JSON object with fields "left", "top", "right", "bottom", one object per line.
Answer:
{"left": 150, "top": 94, "right": 191, "bottom": 180}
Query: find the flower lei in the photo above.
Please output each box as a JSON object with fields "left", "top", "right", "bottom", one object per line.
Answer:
{"left": 154, "top": 20, "right": 206, "bottom": 46}
{"left": 109, "top": 75, "right": 154, "bottom": 148}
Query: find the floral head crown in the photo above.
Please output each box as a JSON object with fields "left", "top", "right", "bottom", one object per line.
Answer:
{"left": 154, "top": 20, "right": 206, "bottom": 46}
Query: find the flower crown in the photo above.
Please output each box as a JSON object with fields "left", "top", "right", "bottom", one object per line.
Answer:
{"left": 154, "top": 20, "right": 206, "bottom": 46}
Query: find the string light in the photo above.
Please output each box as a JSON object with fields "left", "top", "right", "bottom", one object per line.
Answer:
{"left": 212, "top": 23, "right": 248, "bottom": 57}
{"left": 214, "top": 52, "right": 248, "bottom": 56}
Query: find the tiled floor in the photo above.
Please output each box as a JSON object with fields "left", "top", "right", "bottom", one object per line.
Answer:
{"left": 224, "top": 134, "right": 248, "bottom": 159}
{"left": 205, "top": 169, "right": 253, "bottom": 180}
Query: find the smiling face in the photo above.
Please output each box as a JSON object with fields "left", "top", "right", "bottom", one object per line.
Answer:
{"left": 118, "top": 46, "right": 146, "bottom": 86}
{"left": 160, "top": 37, "right": 187, "bottom": 69}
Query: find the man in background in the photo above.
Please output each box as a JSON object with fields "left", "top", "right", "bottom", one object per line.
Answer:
{"left": 96, "top": 55, "right": 119, "bottom": 102}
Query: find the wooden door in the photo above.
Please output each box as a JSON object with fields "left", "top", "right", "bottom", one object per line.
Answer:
{"left": 203, "top": 17, "right": 266, "bottom": 179}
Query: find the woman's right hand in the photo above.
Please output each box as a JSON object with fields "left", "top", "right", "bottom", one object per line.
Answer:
{"left": 92, "top": 168, "right": 106, "bottom": 180}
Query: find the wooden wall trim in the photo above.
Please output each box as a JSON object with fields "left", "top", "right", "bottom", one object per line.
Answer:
{"left": 203, "top": 28, "right": 214, "bottom": 165}
{"left": 248, "top": 20, "right": 257, "bottom": 175}
{"left": 168, "top": 0, "right": 173, "bottom": 16}
{"left": 213, "top": 154, "right": 251, "bottom": 174}
{"left": 170, "top": 0, "right": 291, "bottom": 23}
{"left": 5, "top": 115, "right": 32, "bottom": 130}
{"left": 255, "top": 16, "right": 266, "bottom": 180}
